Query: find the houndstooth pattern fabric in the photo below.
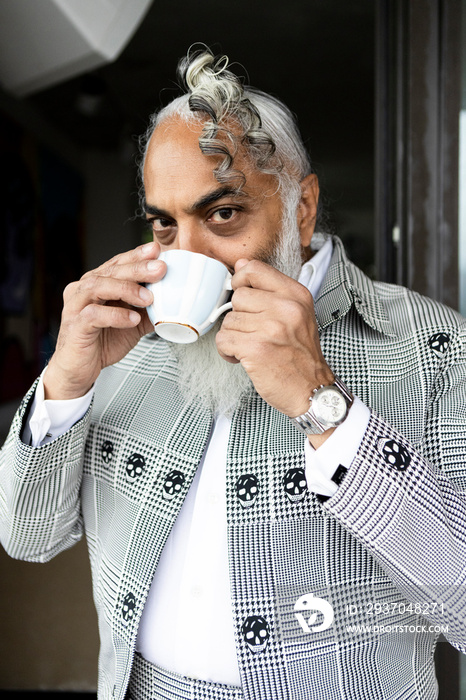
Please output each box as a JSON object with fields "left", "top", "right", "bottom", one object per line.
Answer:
{"left": 1, "top": 235, "right": 466, "bottom": 700}
{"left": 128, "top": 653, "right": 243, "bottom": 700}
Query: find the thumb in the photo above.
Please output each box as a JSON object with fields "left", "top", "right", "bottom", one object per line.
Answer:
{"left": 234, "top": 258, "right": 250, "bottom": 272}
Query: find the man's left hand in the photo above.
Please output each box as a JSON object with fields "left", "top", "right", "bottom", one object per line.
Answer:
{"left": 216, "top": 258, "right": 334, "bottom": 419}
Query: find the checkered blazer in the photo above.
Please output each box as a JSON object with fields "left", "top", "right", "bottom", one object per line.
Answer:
{"left": 1, "top": 235, "right": 466, "bottom": 700}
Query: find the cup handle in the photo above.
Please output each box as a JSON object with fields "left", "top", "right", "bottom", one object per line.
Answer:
{"left": 208, "top": 301, "right": 233, "bottom": 324}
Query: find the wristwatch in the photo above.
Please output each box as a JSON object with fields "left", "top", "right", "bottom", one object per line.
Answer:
{"left": 290, "top": 376, "right": 354, "bottom": 435}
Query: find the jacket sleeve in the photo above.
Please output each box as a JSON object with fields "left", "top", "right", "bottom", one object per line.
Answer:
{"left": 324, "top": 322, "right": 466, "bottom": 652}
{"left": 0, "top": 379, "right": 92, "bottom": 562}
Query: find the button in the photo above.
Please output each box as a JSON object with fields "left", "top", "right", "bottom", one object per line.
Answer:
{"left": 191, "top": 585, "right": 203, "bottom": 598}
{"left": 331, "top": 464, "right": 347, "bottom": 486}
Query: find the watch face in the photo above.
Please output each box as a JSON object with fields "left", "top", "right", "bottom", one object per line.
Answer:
{"left": 313, "top": 386, "right": 348, "bottom": 426}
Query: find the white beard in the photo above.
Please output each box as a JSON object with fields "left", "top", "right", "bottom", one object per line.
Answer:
{"left": 171, "top": 218, "right": 304, "bottom": 415}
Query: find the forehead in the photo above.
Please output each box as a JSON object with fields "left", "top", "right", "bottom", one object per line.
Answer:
{"left": 143, "top": 116, "right": 279, "bottom": 202}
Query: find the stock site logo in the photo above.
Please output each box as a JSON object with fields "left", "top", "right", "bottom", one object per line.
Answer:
{"left": 294, "top": 593, "right": 334, "bottom": 633}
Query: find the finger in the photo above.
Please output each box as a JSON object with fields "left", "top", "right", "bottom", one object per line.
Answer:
{"left": 231, "top": 259, "right": 302, "bottom": 295}
{"left": 216, "top": 322, "right": 254, "bottom": 357}
{"left": 231, "top": 287, "right": 313, "bottom": 329}
{"left": 220, "top": 310, "right": 256, "bottom": 333}
{"left": 64, "top": 275, "right": 154, "bottom": 311}
{"left": 221, "top": 310, "right": 291, "bottom": 342}
{"left": 81, "top": 257, "right": 166, "bottom": 289}
{"left": 234, "top": 258, "right": 250, "bottom": 272}
{"left": 82, "top": 242, "right": 166, "bottom": 284}
{"left": 215, "top": 328, "right": 243, "bottom": 364}
{"left": 230, "top": 286, "right": 275, "bottom": 314}
{"left": 217, "top": 349, "right": 241, "bottom": 365}
{"left": 80, "top": 303, "right": 142, "bottom": 330}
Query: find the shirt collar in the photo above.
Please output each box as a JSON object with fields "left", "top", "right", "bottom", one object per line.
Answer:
{"left": 298, "top": 236, "right": 333, "bottom": 299}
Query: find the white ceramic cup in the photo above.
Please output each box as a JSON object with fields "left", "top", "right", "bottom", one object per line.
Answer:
{"left": 146, "top": 250, "right": 233, "bottom": 343}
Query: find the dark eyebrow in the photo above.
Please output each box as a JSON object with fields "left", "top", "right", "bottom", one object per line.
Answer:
{"left": 143, "top": 186, "right": 247, "bottom": 219}
{"left": 187, "top": 186, "right": 247, "bottom": 214}
{"left": 143, "top": 201, "right": 171, "bottom": 219}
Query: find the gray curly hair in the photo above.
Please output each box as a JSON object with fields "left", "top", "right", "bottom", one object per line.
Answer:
{"left": 139, "top": 46, "right": 318, "bottom": 223}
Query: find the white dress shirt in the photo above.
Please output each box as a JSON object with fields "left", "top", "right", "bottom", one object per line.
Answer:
{"left": 24, "top": 238, "right": 370, "bottom": 684}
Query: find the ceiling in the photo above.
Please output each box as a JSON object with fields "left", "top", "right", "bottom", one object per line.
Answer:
{"left": 22, "top": 0, "right": 375, "bottom": 170}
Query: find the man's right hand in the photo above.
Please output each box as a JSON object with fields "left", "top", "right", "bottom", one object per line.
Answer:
{"left": 43, "top": 241, "right": 166, "bottom": 400}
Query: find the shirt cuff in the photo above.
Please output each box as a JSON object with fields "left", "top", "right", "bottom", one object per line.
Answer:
{"left": 304, "top": 395, "right": 371, "bottom": 497}
{"left": 26, "top": 372, "right": 94, "bottom": 447}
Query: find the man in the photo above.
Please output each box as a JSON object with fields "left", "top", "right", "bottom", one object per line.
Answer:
{"left": 1, "top": 47, "right": 466, "bottom": 700}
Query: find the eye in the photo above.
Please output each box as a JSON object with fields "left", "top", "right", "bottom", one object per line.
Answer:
{"left": 148, "top": 217, "right": 173, "bottom": 231}
{"left": 209, "top": 207, "right": 237, "bottom": 223}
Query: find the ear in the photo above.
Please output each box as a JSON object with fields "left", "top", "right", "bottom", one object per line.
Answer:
{"left": 297, "top": 174, "right": 320, "bottom": 247}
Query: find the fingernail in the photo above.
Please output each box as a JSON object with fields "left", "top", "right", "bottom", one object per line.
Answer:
{"left": 142, "top": 242, "right": 155, "bottom": 254}
{"left": 147, "top": 259, "right": 161, "bottom": 271}
{"left": 139, "top": 285, "right": 152, "bottom": 302}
